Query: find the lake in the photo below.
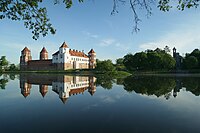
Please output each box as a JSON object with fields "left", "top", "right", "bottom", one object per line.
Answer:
{"left": 0, "top": 74, "right": 200, "bottom": 133}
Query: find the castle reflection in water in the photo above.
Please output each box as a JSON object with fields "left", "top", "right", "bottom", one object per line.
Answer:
{"left": 20, "top": 74, "right": 96, "bottom": 103}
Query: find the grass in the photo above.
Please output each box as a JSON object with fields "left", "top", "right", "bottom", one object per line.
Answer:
{"left": 1, "top": 69, "right": 132, "bottom": 78}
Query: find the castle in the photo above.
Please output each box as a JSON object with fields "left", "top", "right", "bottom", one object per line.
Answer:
{"left": 20, "top": 74, "right": 96, "bottom": 103}
{"left": 20, "top": 42, "right": 96, "bottom": 70}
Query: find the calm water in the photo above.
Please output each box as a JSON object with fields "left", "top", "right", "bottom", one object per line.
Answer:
{"left": 0, "top": 74, "right": 200, "bottom": 133}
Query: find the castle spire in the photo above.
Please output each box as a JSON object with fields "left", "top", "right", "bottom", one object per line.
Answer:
{"left": 40, "top": 47, "right": 48, "bottom": 60}
{"left": 60, "top": 42, "right": 69, "bottom": 48}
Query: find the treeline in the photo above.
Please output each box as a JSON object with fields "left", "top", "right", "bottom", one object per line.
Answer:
{"left": 95, "top": 47, "right": 175, "bottom": 73}
{"left": 123, "top": 47, "right": 175, "bottom": 71}
{"left": 96, "top": 47, "right": 200, "bottom": 73}
{"left": 0, "top": 56, "right": 19, "bottom": 72}
{"left": 182, "top": 49, "right": 200, "bottom": 69}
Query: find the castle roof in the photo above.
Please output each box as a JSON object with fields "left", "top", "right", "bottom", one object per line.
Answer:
{"left": 60, "top": 42, "right": 69, "bottom": 48}
{"left": 40, "top": 47, "right": 48, "bottom": 53}
{"left": 52, "top": 51, "right": 59, "bottom": 56}
{"left": 88, "top": 90, "right": 96, "bottom": 96}
{"left": 69, "top": 50, "right": 88, "bottom": 58}
{"left": 60, "top": 97, "right": 68, "bottom": 104}
{"left": 88, "top": 49, "right": 95, "bottom": 54}
{"left": 21, "top": 47, "right": 30, "bottom": 52}
{"left": 69, "top": 87, "right": 87, "bottom": 96}
{"left": 21, "top": 92, "right": 30, "bottom": 98}
{"left": 52, "top": 50, "right": 88, "bottom": 58}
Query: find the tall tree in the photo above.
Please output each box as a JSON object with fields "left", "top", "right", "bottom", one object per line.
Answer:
{"left": 123, "top": 53, "right": 135, "bottom": 71}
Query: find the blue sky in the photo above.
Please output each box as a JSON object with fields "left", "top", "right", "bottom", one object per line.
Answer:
{"left": 0, "top": 0, "right": 200, "bottom": 64}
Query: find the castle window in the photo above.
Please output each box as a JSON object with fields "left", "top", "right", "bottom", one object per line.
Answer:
{"left": 60, "top": 55, "right": 62, "bottom": 58}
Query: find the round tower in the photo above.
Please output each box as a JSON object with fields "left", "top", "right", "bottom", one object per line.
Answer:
{"left": 88, "top": 49, "right": 96, "bottom": 69}
{"left": 40, "top": 47, "right": 48, "bottom": 60}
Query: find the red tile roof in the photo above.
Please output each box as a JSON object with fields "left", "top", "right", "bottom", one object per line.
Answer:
{"left": 69, "top": 50, "right": 88, "bottom": 58}
{"left": 69, "top": 87, "right": 87, "bottom": 96}
{"left": 88, "top": 49, "right": 95, "bottom": 54}
{"left": 53, "top": 50, "right": 88, "bottom": 58}
{"left": 60, "top": 42, "right": 69, "bottom": 48}
{"left": 40, "top": 47, "right": 48, "bottom": 53}
{"left": 21, "top": 47, "right": 30, "bottom": 52}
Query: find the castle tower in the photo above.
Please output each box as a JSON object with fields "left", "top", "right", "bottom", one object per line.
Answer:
{"left": 88, "top": 76, "right": 96, "bottom": 96}
{"left": 173, "top": 47, "right": 176, "bottom": 58}
{"left": 20, "top": 47, "right": 32, "bottom": 70}
{"left": 20, "top": 79, "right": 32, "bottom": 98}
{"left": 59, "top": 42, "right": 69, "bottom": 54}
{"left": 39, "top": 85, "right": 48, "bottom": 97}
{"left": 40, "top": 47, "right": 48, "bottom": 60}
{"left": 58, "top": 42, "right": 70, "bottom": 70}
{"left": 88, "top": 49, "right": 96, "bottom": 69}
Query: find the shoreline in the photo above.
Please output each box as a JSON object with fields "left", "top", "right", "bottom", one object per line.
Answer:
{"left": 1, "top": 70, "right": 200, "bottom": 77}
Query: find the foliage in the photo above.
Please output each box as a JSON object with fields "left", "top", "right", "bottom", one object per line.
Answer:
{"left": 183, "top": 49, "right": 200, "bottom": 69}
{"left": 116, "top": 58, "right": 124, "bottom": 65}
{"left": 96, "top": 59, "right": 116, "bottom": 73}
{"left": 123, "top": 53, "right": 135, "bottom": 71}
{"left": 96, "top": 74, "right": 114, "bottom": 89}
{"left": 8, "top": 64, "right": 19, "bottom": 71}
{"left": 115, "top": 58, "right": 126, "bottom": 71}
{"left": 183, "top": 56, "right": 198, "bottom": 69}
{"left": 123, "top": 76, "right": 176, "bottom": 98}
{"left": 182, "top": 77, "right": 200, "bottom": 96}
{"left": 1, "top": 0, "right": 199, "bottom": 39}
{"left": 0, "top": 77, "right": 8, "bottom": 89}
{"left": 123, "top": 47, "right": 175, "bottom": 71}
{"left": 0, "top": 56, "right": 9, "bottom": 70}
{"left": 0, "top": 0, "right": 83, "bottom": 40}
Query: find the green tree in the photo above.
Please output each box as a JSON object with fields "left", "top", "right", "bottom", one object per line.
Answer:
{"left": 0, "top": 56, "right": 9, "bottom": 70}
{"left": 96, "top": 59, "right": 116, "bottom": 73}
{"left": 0, "top": 78, "right": 8, "bottom": 89}
{"left": 116, "top": 58, "right": 124, "bottom": 65}
{"left": 161, "top": 53, "right": 176, "bottom": 70}
{"left": 115, "top": 58, "right": 126, "bottom": 71}
{"left": 1, "top": 0, "right": 199, "bottom": 39}
{"left": 190, "top": 49, "right": 200, "bottom": 68}
{"left": 123, "top": 53, "right": 135, "bottom": 71}
{"left": 147, "top": 52, "right": 162, "bottom": 70}
{"left": 8, "top": 64, "right": 18, "bottom": 71}
{"left": 183, "top": 56, "right": 198, "bottom": 69}
{"left": 133, "top": 52, "right": 148, "bottom": 70}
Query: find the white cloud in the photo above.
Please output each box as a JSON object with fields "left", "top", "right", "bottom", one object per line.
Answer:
{"left": 139, "top": 26, "right": 200, "bottom": 55}
{"left": 82, "top": 31, "right": 99, "bottom": 39}
{"left": 98, "top": 38, "right": 130, "bottom": 53}
{"left": 99, "top": 38, "right": 116, "bottom": 46}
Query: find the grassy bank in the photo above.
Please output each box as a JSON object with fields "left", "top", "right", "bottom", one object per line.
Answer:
{"left": 1, "top": 69, "right": 132, "bottom": 78}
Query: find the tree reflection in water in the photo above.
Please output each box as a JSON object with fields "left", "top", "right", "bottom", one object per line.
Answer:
{"left": 0, "top": 74, "right": 200, "bottom": 100}
{"left": 0, "top": 74, "right": 9, "bottom": 89}
{"left": 121, "top": 75, "right": 200, "bottom": 99}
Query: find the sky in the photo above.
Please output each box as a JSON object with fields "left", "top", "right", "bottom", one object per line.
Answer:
{"left": 0, "top": 0, "right": 200, "bottom": 64}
